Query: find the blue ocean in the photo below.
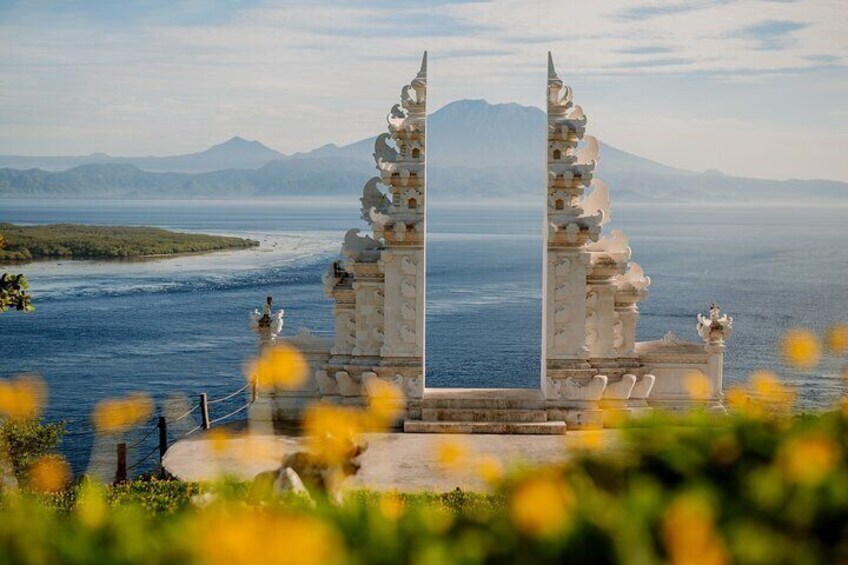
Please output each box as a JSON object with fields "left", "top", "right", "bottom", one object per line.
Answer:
{"left": 1, "top": 198, "right": 846, "bottom": 473}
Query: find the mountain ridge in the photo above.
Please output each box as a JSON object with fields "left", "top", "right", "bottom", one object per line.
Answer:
{"left": 0, "top": 100, "right": 844, "bottom": 201}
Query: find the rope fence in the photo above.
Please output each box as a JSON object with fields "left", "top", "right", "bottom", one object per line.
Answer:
{"left": 113, "top": 378, "right": 257, "bottom": 483}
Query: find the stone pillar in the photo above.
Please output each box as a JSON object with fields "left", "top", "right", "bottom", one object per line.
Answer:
{"left": 697, "top": 304, "right": 733, "bottom": 410}
{"left": 546, "top": 250, "right": 591, "bottom": 361}
{"left": 350, "top": 262, "right": 384, "bottom": 363}
{"left": 614, "top": 303, "right": 638, "bottom": 357}
{"left": 380, "top": 248, "right": 423, "bottom": 360}
{"left": 589, "top": 282, "right": 616, "bottom": 359}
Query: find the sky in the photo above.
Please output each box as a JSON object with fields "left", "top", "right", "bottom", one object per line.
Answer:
{"left": 0, "top": 0, "right": 846, "bottom": 181}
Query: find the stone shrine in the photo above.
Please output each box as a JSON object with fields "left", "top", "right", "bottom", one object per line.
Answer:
{"left": 262, "top": 53, "right": 733, "bottom": 433}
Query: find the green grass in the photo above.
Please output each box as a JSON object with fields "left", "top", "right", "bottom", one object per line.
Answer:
{"left": 0, "top": 223, "right": 259, "bottom": 263}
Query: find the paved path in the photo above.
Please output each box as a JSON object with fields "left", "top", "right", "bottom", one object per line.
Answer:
{"left": 162, "top": 424, "right": 620, "bottom": 492}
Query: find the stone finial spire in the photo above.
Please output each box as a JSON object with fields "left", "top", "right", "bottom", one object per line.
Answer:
{"left": 547, "top": 51, "right": 557, "bottom": 81}
{"left": 417, "top": 51, "right": 428, "bottom": 80}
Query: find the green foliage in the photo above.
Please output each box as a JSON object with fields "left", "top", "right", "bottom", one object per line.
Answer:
{"left": 0, "top": 273, "right": 33, "bottom": 313}
{"left": 0, "top": 223, "right": 259, "bottom": 264}
{"left": 0, "top": 419, "right": 64, "bottom": 480}
{"left": 1, "top": 411, "right": 848, "bottom": 563}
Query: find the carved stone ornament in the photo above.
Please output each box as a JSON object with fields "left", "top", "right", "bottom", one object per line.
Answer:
{"left": 335, "top": 371, "right": 361, "bottom": 397}
{"left": 316, "top": 370, "right": 339, "bottom": 395}
{"left": 548, "top": 375, "right": 608, "bottom": 401}
{"left": 342, "top": 228, "right": 382, "bottom": 260}
{"left": 697, "top": 304, "right": 733, "bottom": 343}
{"left": 603, "top": 374, "right": 637, "bottom": 400}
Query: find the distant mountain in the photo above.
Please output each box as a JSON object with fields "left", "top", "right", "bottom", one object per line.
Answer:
{"left": 0, "top": 100, "right": 844, "bottom": 201}
{"left": 0, "top": 136, "right": 285, "bottom": 173}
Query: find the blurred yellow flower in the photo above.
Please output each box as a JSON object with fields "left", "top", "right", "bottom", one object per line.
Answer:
{"left": 92, "top": 393, "right": 153, "bottom": 434}
{"left": 779, "top": 433, "right": 839, "bottom": 486}
{"left": 420, "top": 505, "right": 454, "bottom": 534}
{"left": 661, "top": 493, "right": 727, "bottom": 565}
{"left": 249, "top": 344, "right": 308, "bottom": 391}
{"left": 302, "top": 404, "right": 363, "bottom": 467}
{"left": 780, "top": 329, "right": 821, "bottom": 370}
{"left": 509, "top": 474, "right": 574, "bottom": 538}
{"left": 685, "top": 371, "right": 712, "bottom": 401}
{"left": 365, "top": 379, "right": 405, "bottom": 429}
{"left": 28, "top": 454, "right": 70, "bottom": 493}
{"left": 0, "top": 374, "right": 45, "bottom": 421}
{"left": 200, "top": 510, "right": 345, "bottom": 565}
{"left": 826, "top": 324, "right": 848, "bottom": 355}
{"left": 749, "top": 371, "right": 795, "bottom": 408}
{"left": 435, "top": 437, "right": 474, "bottom": 472}
{"left": 379, "top": 492, "right": 405, "bottom": 521}
{"left": 724, "top": 387, "right": 749, "bottom": 411}
{"left": 76, "top": 482, "right": 107, "bottom": 529}
{"left": 571, "top": 430, "right": 606, "bottom": 451}
{"left": 207, "top": 427, "right": 232, "bottom": 455}
{"left": 476, "top": 455, "right": 504, "bottom": 485}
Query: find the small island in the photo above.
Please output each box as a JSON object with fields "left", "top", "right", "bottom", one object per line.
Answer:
{"left": 0, "top": 223, "right": 259, "bottom": 263}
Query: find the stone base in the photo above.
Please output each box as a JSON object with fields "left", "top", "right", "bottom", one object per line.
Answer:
{"left": 547, "top": 408, "right": 604, "bottom": 430}
{"left": 403, "top": 420, "right": 566, "bottom": 435}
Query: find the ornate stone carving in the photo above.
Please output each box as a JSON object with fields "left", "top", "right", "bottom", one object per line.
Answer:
{"left": 342, "top": 229, "right": 381, "bottom": 260}
{"left": 548, "top": 375, "right": 608, "bottom": 401}
{"left": 603, "top": 374, "right": 637, "bottom": 400}
{"left": 697, "top": 304, "right": 733, "bottom": 344}
{"left": 630, "top": 374, "right": 655, "bottom": 400}
{"left": 360, "top": 177, "right": 390, "bottom": 224}
{"left": 335, "top": 371, "right": 361, "bottom": 397}
{"left": 316, "top": 370, "right": 339, "bottom": 395}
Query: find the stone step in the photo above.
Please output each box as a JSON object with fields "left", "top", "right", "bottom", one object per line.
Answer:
{"left": 422, "top": 388, "right": 544, "bottom": 410}
{"left": 421, "top": 408, "right": 548, "bottom": 423}
{"left": 403, "top": 420, "right": 566, "bottom": 435}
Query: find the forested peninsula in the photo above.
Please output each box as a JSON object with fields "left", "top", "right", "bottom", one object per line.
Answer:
{"left": 0, "top": 223, "right": 259, "bottom": 263}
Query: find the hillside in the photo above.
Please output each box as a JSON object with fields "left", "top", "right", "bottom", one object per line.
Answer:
{"left": 0, "top": 100, "right": 844, "bottom": 202}
{"left": 0, "top": 137, "right": 284, "bottom": 173}
{"left": 0, "top": 223, "right": 258, "bottom": 263}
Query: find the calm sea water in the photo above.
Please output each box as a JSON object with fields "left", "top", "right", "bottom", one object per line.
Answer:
{"left": 1, "top": 198, "right": 846, "bottom": 473}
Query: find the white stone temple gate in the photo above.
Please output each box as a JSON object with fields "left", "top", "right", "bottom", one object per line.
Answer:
{"left": 261, "top": 53, "right": 733, "bottom": 433}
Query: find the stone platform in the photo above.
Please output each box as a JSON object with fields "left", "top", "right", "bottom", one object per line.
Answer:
{"left": 403, "top": 388, "right": 566, "bottom": 435}
{"left": 162, "top": 424, "right": 620, "bottom": 491}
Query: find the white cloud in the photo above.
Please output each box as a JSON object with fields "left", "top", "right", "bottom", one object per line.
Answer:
{"left": 0, "top": 0, "right": 846, "bottom": 180}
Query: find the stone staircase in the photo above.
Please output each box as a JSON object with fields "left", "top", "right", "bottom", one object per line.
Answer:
{"left": 403, "top": 388, "right": 566, "bottom": 435}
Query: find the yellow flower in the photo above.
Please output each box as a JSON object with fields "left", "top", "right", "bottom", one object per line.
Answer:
{"left": 571, "top": 430, "right": 606, "bottom": 451}
{"left": 826, "top": 324, "right": 848, "bottom": 356}
{"left": 249, "top": 344, "right": 308, "bottom": 391}
{"left": 379, "top": 492, "right": 405, "bottom": 520}
{"left": 92, "top": 393, "right": 153, "bottom": 434}
{"left": 724, "top": 387, "right": 749, "bottom": 411}
{"left": 749, "top": 371, "right": 795, "bottom": 409}
{"left": 509, "top": 474, "right": 574, "bottom": 538}
{"left": 0, "top": 374, "right": 46, "bottom": 421}
{"left": 199, "top": 510, "right": 345, "bottom": 565}
{"left": 685, "top": 371, "right": 712, "bottom": 401}
{"left": 28, "top": 454, "right": 70, "bottom": 493}
{"left": 476, "top": 455, "right": 504, "bottom": 485}
{"left": 435, "top": 437, "right": 474, "bottom": 472}
{"left": 779, "top": 433, "right": 839, "bottom": 486}
{"left": 780, "top": 329, "right": 821, "bottom": 370}
{"left": 302, "top": 404, "right": 363, "bottom": 467}
{"left": 365, "top": 379, "right": 405, "bottom": 429}
{"left": 207, "top": 427, "right": 232, "bottom": 455}
{"left": 661, "top": 493, "right": 728, "bottom": 565}
{"left": 76, "top": 482, "right": 107, "bottom": 528}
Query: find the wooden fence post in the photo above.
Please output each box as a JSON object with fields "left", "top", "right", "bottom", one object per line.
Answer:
{"left": 200, "top": 393, "right": 210, "bottom": 430}
{"left": 116, "top": 442, "right": 127, "bottom": 484}
{"left": 158, "top": 416, "right": 168, "bottom": 461}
